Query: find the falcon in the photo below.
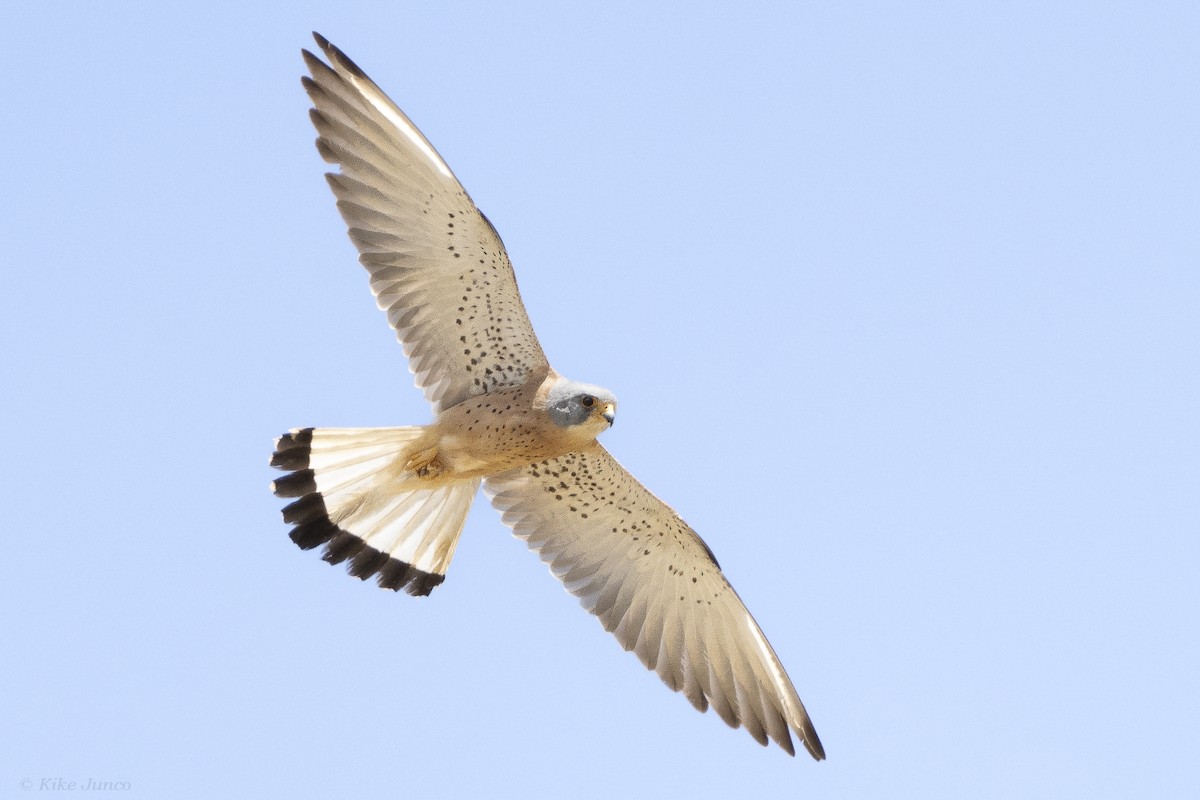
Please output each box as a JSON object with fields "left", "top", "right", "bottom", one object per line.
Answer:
{"left": 272, "top": 32, "right": 825, "bottom": 759}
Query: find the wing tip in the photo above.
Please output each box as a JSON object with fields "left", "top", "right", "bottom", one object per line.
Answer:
{"left": 310, "top": 31, "right": 371, "bottom": 82}
{"left": 802, "top": 725, "right": 826, "bottom": 761}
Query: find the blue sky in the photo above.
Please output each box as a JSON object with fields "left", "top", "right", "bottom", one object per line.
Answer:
{"left": 4, "top": 2, "right": 1198, "bottom": 797}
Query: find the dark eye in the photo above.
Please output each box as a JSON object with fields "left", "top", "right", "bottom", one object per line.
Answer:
{"left": 581, "top": 395, "right": 594, "bottom": 407}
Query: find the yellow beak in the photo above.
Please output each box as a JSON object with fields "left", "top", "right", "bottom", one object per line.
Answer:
{"left": 602, "top": 403, "right": 616, "bottom": 426}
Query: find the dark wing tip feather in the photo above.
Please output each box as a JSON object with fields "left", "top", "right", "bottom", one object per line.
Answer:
{"left": 311, "top": 32, "right": 371, "bottom": 82}
{"left": 315, "top": 139, "right": 339, "bottom": 165}
{"left": 300, "top": 48, "right": 335, "bottom": 82}
{"left": 802, "top": 721, "right": 826, "bottom": 761}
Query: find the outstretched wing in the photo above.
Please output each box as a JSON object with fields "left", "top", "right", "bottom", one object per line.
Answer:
{"left": 484, "top": 444, "right": 825, "bottom": 759}
{"left": 303, "top": 34, "right": 549, "bottom": 412}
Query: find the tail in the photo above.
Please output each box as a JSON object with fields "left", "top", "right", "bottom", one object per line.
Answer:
{"left": 270, "top": 427, "right": 479, "bottom": 596}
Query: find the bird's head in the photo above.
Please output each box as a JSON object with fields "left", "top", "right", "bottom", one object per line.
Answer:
{"left": 543, "top": 378, "right": 617, "bottom": 434}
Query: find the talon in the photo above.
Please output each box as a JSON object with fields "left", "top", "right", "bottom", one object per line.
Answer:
{"left": 405, "top": 445, "right": 443, "bottom": 479}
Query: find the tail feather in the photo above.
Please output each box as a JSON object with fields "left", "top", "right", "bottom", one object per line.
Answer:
{"left": 270, "top": 427, "right": 478, "bottom": 596}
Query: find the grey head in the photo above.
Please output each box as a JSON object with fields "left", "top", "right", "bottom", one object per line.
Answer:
{"left": 545, "top": 378, "right": 617, "bottom": 429}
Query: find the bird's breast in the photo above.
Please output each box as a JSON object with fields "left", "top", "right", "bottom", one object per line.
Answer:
{"left": 433, "top": 388, "right": 584, "bottom": 477}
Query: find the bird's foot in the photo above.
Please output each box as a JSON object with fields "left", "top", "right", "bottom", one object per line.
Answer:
{"left": 405, "top": 445, "right": 444, "bottom": 479}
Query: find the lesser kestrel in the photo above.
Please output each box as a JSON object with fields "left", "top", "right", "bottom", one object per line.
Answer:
{"left": 271, "top": 33, "right": 824, "bottom": 759}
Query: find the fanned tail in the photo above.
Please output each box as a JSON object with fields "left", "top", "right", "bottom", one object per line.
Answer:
{"left": 270, "top": 427, "right": 479, "bottom": 596}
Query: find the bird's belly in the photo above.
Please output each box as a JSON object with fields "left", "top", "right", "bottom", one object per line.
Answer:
{"left": 438, "top": 419, "right": 564, "bottom": 476}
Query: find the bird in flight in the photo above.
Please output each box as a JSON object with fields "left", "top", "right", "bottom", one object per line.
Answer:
{"left": 271, "top": 32, "right": 824, "bottom": 759}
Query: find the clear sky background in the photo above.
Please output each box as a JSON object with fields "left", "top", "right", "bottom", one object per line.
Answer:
{"left": 4, "top": 2, "right": 1197, "bottom": 798}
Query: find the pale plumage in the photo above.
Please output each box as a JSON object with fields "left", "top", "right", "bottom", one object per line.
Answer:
{"left": 271, "top": 32, "right": 824, "bottom": 759}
